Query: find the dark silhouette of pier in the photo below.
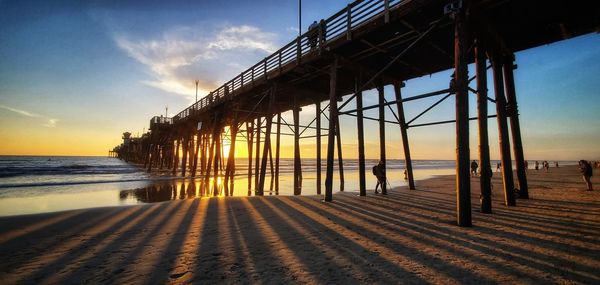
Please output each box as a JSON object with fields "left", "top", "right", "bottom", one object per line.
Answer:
{"left": 112, "top": 0, "right": 600, "bottom": 226}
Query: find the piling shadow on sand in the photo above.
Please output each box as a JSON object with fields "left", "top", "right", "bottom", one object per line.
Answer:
{"left": 0, "top": 165, "right": 598, "bottom": 284}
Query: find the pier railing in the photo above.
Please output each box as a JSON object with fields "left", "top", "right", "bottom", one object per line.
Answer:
{"left": 173, "top": 0, "right": 403, "bottom": 123}
{"left": 150, "top": 116, "right": 173, "bottom": 130}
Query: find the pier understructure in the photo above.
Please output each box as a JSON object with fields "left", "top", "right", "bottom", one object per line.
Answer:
{"left": 112, "top": 0, "right": 600, "bottom": 226}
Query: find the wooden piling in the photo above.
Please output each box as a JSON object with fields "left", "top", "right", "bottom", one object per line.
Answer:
{"left": 172, "top": 137, "right": 180, "bottom": 176}
{"left": 200, "top": 134, "right": 207, "bottom": 175}
{"left": 335, "top": 113, "right": 344, "bottom": 192}
{"left": 259, "top": 91, "right": 275, "bottom": 195}
{"left": 225, "top": 121, "right": 238, "bottom": 196}
{"left": 275, "top": 113, "right": 281, "bottom": 195}
{"left": 454, "top": 6, "right": 472, "bottom": 226}
{"left": 247, "top": 121, "right": 254, "bottom": 195}
{"left": 254, "top": 117, "right": 261, "bottom": 195}
{"left": 192, "top": 132, "right": 201, "bottom": 177}
{"left": 475, "top": 40, "right": 492, "bottom": 213}
{"left": 213, "top": 125, "right": 222, "bottom": 196}
{"left": 504, "top": 55, "right": 529, "bottom": 199}
{"left": 377, "top": 84, "right": 387, "bottom": 195}
{"left": 393, "top": 82, "right": 415, "bottom": 190}
{"left": 316, "top": 101, "right": 322, "bottom": 195}
{"left": 492, "top": 56, "right": 516, "bottom": 206}
{"left": 293, "top": 96, "right": 302, "bottom": 195}
{"left": 325, "top": 59, "right": 338, "bottom": 202}
{"left": 181, "top": 134, "right": 189, "bottom": 177}
{"left": 356, "top": 77, "right": 367, "bottom": 196}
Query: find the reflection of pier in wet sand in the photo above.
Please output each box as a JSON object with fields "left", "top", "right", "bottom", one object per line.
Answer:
{"left": 120, "top": 177, "right": 231, "bottom": 203}
{"left": 1, "top": 165, "right": 599, "bottom": 283}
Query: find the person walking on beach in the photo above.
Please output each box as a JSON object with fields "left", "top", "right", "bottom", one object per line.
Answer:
{"left": 496, "top": 162, "right": 501, "bottom": 172}
{"left": 372, "top": 161, "right": 386, "bottom": 195}
{"left": 579, "top": 160, "right": 593, "bottom": 191}
{"left": 535, "top": 161, "right": 539, "bottom": 171}
{"left": 543, "top": 161, "right": 549, "bottom": 172}
{"left": 471, "top": 160, "right": 478, "bottom": 177}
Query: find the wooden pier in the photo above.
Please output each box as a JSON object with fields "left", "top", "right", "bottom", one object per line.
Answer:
{"left": 112, "top": 0, "right": 600, "bottom": 226}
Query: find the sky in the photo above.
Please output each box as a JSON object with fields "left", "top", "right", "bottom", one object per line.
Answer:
{"left": 0, "top": 0, "right": 599, "bottom": 160}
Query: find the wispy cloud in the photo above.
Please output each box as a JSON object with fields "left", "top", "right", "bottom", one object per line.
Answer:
{"left": 114, "top": 24, "right": 278, "bottom": 99}
{"left": 0, "top": 104, "right": 39, "bottom": 118}
{"left": 0, "top": 104, "right": 59, "bottom": 128}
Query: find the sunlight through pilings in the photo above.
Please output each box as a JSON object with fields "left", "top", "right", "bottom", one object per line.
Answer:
{"left": 241, "top": 198, "right": 316, "bottom": 282}
{"left": 275, "top": 197, "right": 452, "bottom": 283}
{"left": 168, "top": 198, "right": 208, "bottom": 282}
{"left": 259, "top": 198, "right": 376, "bottom": 280}
{"left": 330, "top": 193, "right": 600, "bottom": 283}
{"left": 103, "top": 202, "right": 183, "bottom": 284}
{"left": 47, "top": 204, "right": 165, "bottom": 284}
{"left": 13, "top": 206, "right": 145, "bottom": 284}
{"left": 141, "top": 200, "right": 198, "bottom": 284}
{"left": 0, "top": 211, "right": 80, "bottom": 244}
{"left": 330, "top": 196, "right": 554, "bottom": 281}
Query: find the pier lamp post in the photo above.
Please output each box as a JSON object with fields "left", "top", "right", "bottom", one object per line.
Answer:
{"left": 195, "top": 80, "right": 199, "bottom": 103}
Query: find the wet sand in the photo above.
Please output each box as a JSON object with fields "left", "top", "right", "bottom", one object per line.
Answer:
{"left": 0, "top": 165, "right": 598, "bottom": 284}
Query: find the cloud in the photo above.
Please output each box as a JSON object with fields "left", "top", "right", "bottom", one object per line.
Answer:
{"left": 114, "top": 24, "right": 278, "bottom": 100}
{"left": 0, "top": 104, "right": 59, "bottom": 128}
{"left": 43, "top": 119, "right": 59, "bottom": 128}
{"left": 0, "top": 104, "right": 40, "bottom": 118}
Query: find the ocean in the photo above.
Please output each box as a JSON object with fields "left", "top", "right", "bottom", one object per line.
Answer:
{"left": 0, "top": 156, "right": 462, "bottom": 216}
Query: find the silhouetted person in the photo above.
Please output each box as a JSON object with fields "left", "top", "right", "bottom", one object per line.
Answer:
{"left": 543, "top": 160, "right": 549, "bottom": 173}
{"left": 555, "top": 161, "right": 559, "bottom": 168}
{"left": 308, "top": 21, "right": 318, "bottom": 49}
{"left": 534, "top": 161, "right": 539, "bottom": 171}
{"left": 496, "top": 162, "right": 501, "bottom": 172}
{"left": 579, "top": 160, "right": 593, "bottom": 191}
{"left": 471, "top": 160, "right": 479, "bottom": 177}
{"left": 403, "top": 169, "right": 408, "bottom": 180}
{"left": 372, "top": 161, "right": 386, "bottom": 194}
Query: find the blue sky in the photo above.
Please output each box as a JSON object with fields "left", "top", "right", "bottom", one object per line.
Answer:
{"left": 0, "top": 0, "right": 599, "bottom": 160}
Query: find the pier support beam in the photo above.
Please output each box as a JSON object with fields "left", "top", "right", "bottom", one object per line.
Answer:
{"left": 259, "top": 91, "right": 275, "bottom": 195}
{"left": 316, "top": 101, "right": 322, "bottom": 195}
{"left": 213, "top": 125, "right": 222, "bottom": 196}
{"left": 293, "top": 96, "right": 302, "bottom": 195}
{"left": 325, "top": 59, "right": 338, "bottom": 202}
{"left": 200, "top": 134, "right": 207, "bottom": 176}
{"left": 454, "top": 6, "right": 472, "bottom": 226}
{"left": 192, "top": 131, "right": 201, "bottom": 177}
{"left": 492, "top": 55, "right": 516, "bottom": 206}
{"left": 504, "top": 55, "right": 529, "bottom": 199}
{"left": 247, "top": 121, "right": 254, "bottom": 196}
{"left": 393, "top": 82, "right": 415, "bottom": 190}
{"left": 476, "top": 40, "right": 492, "bottom": 213}
{"left": 275, "top": 113, "right": 281, "bottom": 195}
{"left": 335, "top": 111, "right": 344, "bottom": 192}
{"left": 254, "top": 117, "right": 262, "bottom": 195}
{"left": 377, "top": 84, "right": 387, "bottom": 195}
{"left": 172, "top": 137, "right": 180, "bottom": 176}
{"left": 356, "top": 77, "right": 367, "bottom": 196}
{"left": 225, "top": 120, "right": 238, "bottom": 196}
{"left": 181, "top": 134, "right": 189, "bottom": 177}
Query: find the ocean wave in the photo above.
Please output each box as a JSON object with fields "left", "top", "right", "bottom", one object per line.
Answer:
{"left": 0, "top": 164, "right": 140, "bottom": 178}
{"left": 0, "top": 177, "right": 174, "bottom": 189}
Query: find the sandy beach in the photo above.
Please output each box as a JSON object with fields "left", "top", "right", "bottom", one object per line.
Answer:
{"left": 0, "top": 164, "right": 598, "bottom": 284}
